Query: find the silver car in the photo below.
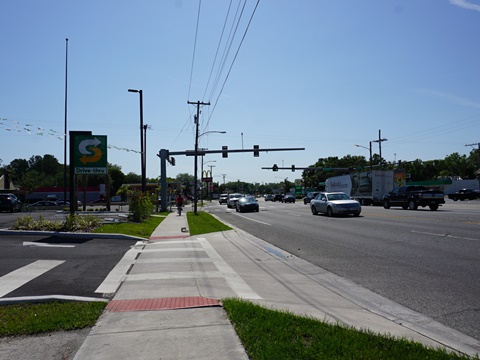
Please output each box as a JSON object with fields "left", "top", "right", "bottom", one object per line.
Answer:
{"left": 227, "top": 193, "right": 243, "bottom": 208}
{"left": 310, "top": 192, "right": 361, "bottom": 217}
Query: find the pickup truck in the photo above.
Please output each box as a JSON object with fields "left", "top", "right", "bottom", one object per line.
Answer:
{"left": 383, "top": 185, "right": 445, "bottom": 211}
{"left": 447, "top": 189, "right": 479, "bottom": 201}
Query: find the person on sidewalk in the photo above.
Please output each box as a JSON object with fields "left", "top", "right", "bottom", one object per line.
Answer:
{"left": 176, "top": 193, "right": 184, "bottom": 215}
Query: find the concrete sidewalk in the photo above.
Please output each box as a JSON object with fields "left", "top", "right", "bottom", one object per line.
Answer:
{"left": 74, "top": 210, "right": 480, "bottom": 359}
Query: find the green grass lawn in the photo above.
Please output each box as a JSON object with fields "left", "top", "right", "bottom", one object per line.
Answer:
{"left": 92, "top": 213, "right": 167, "bottom": 238}
{"left": 0, "top": 301, "right": 107, "bottom": 336}
{"left": 186, "top": 211, "right": 232, "bottom": 235}
{"left": 223, "top": 298, "right": 473, "bottom": 360}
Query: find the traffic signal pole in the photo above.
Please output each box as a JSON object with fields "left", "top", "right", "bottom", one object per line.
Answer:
{"left": 157, "top": 146, "right": 305, "bottom": 212}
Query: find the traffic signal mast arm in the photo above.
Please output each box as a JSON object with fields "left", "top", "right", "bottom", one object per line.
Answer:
{"left": 262, "top": 166, "right": 359, "bottom": 171}
{"left": 168, "top": 147, "right": 305, "bottom": 156}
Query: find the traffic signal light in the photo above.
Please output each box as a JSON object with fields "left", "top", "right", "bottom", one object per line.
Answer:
{"left": 253, "top": 145, "right": 259, "bottom": 157}
{"left": 222, "top": 146, "right": 228, "bottom": 158}
{"left": 171, "top": 157, "right": 175, "bottom": 166}
{"left": 291, "top": 165, "right": 295, "bottom": 172}
{"left": 273, "top": 164, "right": 278, "bottom": 171}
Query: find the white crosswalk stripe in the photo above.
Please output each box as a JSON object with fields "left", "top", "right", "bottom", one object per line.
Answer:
{"left": 0, "top": 260, "right": 65, "bottom": 297}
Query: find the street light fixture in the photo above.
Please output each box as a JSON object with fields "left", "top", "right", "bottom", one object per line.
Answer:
{"left": 354, "top": 142, "right": 373, "bottom": 172}
{"left": 193, "top": 129, "right": 226, "bottom": 214}
{"left": 199, "top": 130, "right": 227, "bottom": 137}
{"left": 128, "top": 88, "right": 146, "bottom": 193}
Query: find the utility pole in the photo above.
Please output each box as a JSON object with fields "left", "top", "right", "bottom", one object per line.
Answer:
{"left": 187, "top": 100, "right": 210, "bottom": 215}
{"left": 372, "top": 129, "right": 388, "bottom": 167}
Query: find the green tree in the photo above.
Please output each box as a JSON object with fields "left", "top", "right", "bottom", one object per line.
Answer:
{"left": 20, "top": 170, "right": 41, "bottom": 203}
{"left": 8, "top": 158, "right": 29, "bottom": 182}
{"left": 108, "top": 163, "right": 126, "bottom": 196}
{"left": 124, "top": 172, "right": 142, "bottom": 184}
{"left": 176, "top": 173, "right": 194, "bottom": 194}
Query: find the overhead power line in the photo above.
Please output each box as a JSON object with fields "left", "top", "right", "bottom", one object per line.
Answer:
{"left": 205, "top": 0, "right": 261, "bottom": 130}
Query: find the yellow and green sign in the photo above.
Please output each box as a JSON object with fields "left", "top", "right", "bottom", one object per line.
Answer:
{"left": 73, "top": 135, "right": 108, "bottom": 174}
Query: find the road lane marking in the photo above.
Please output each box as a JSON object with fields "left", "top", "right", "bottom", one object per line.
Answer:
{"left": 23, "top": 241, "right": 75, "bottom": 248}
{"left": 234, "top": 213, "right": 271, "bottom": 226}
{"left": 411, "top": 230, "right": 479, "bottom": 242}
{"left": 0, "top": 260, "right": 65, "bottom": 297}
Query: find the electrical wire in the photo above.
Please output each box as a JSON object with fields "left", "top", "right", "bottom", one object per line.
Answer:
{"left": 201, "top": 0, "right": 234, "bottom": 103}
{"left": 187, "top": 0, "right": 202, "bottom": 102}
{"left": 205, "top": 0, "right": 261, "bottom": 130}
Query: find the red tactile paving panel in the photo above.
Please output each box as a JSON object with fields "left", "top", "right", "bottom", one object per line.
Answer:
{"left": 106, "top": 297, "right": 220, "bottom": 312}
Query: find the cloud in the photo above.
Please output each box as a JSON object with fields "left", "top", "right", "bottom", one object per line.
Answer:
{"left": 416, "top": 89, "right": 480, "bottom": 108}
{"left": 449, "top": 0, "right": 480, "bottom": 12}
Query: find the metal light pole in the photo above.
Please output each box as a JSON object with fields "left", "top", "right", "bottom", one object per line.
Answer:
{"left": 354, "top": 142, "right": 373, "bottom": 172}
{"left": 128, "top": 89, "right": 146, "bottom": 193}
{"left": 63, "top": 38, "right": 68, "bottom": 205}
{"left": 194, "top": 130, "right": 226, "bottom": 213}
{"left": 143, "top": 124, "right": 152, "bottom": 189}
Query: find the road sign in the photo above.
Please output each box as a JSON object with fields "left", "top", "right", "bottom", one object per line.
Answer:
{"left": 73, "top": 135, "right": 108, "bottom": 174}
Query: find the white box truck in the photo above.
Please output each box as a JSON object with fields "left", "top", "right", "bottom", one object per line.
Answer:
{"left": 326, "top": 170, "right": 405, "bottom": 205}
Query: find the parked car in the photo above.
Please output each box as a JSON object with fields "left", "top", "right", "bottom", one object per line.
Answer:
{"left": 447, "top": 189, "right": 479, "bottom": 201}
{"left": 310, "top": 192, "right": 361, "bottom": 217}
{"left": 236, "top": 196, "right": 259, "bottom": 213}
{"left": 264, "top": 194, "right": 274, "bottom": 201}
{"left": 227, "top": 193, "right": 243, "bottom": 208}
{"left": 27, "top": 201, "right": 60, "bottom": 209}
{"left": 0, "top": 193, "right": 22, "bottom": 212}
{"left": 282, "top": 194, "right": 296, "bottom": 203}
{"left": 90, "top": 198, "right": 107, "bottom": 205}
{"left": 219, "top": 194, "right": 229, "bottom": 204}
{"left": 303, "top": 191, "right": 320, "bottom": 204}
{"left": 273, "top": 194, "right": 283, "bottom": 202}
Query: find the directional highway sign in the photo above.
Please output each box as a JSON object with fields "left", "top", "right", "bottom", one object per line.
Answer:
{"left": 73, "top": 135, "right": 108, "bottom": 174}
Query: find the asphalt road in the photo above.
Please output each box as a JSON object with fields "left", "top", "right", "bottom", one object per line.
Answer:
{"left": 0, "top": 233, "right": 137, "bottom": 300}
{"left": 208, "top": 198, "right": 480, "bottom": 342}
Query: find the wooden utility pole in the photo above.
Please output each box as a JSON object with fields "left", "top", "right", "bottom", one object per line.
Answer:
{"left": 187, "top": 100, "right": 210, "bottom": 214}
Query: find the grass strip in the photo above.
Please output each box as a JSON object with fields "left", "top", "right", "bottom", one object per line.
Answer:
{"left": 223, "top": 298, "right": 471, "bottom": 360}
{"left": 0, "top": 301, "right": 107, "bottom": 337}
{"left": 186, "top": 211, "right": 232, "bottom": 235}
{"left": 92, "top": 213, "right": 167, "bottom": 238}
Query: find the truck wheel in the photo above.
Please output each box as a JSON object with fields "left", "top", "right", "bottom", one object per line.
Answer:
{"left": 402, "top": 205, "right": 408, "bottom": 210}
{"left": 429, "top": 204, "right": 439, "bottom": 211}
{"left": 383, "top": 199, "right": 390, "bottom": 209}
{"left": 452, "top": 197, "right": 458, "bottom": 201}
{"left": 327, "top": 206, "right": 334, "bottom": 217}
{"left": 408, "top": 200, "right": 417, "bottom": 210}
{"left": 311, "top": 205, "right": 318, "bottom": 215}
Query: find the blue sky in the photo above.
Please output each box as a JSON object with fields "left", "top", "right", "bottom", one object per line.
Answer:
{"left": 1, "top": 0, "right": 480, "bottom": 185}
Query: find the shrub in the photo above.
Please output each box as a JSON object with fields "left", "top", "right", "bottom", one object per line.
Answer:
{"left": 128, "top": 190, "right": 154, "bottom": 222}
{"left": 11, "top": 214, "right": 102, "bottom": 232}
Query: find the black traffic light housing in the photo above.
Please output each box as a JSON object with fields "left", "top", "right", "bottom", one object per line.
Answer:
{"left": 222, "top": 146, "right": 228, "bottom": 158}
{"left": 253, "top": 145, "right": 259, "bottom": 157}
{"left": 272, "top": 164, "right": 278, "bottom": 171}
